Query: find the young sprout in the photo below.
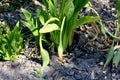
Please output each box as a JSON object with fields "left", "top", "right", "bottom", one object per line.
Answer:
{"left": 39, "top": 34, "right": 50, "bottom": 68}
{"left": 112, "top": 48, "right": 120, "bottom": 68}
{"left": 104, "top": 42, "right": 114, "bottom": 68}
{"left": 58, "top": 17, "right": 65, "bottom": 61}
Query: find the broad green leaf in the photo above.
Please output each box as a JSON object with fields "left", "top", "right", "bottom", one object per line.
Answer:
{"left": 74, "top": 16, "right": 100, "bottom": 28}
{"left": 112, "top": 48, "right": 120, "bottom": 68}
{"left": 40, "top": 23, "right": 60, "bottom": 33}
{"left": 63, "top": 0, "right": 74, "bottom": 21}
{"left": 21, "top": 8, "right": 32, "bottom": 20}
{"left": 74, "top": 0, "right": 89, "bottom": 13}
{"left": 40, "top": 48, "right": 50, "bottom": 68}
{"left": 40, "top": 15, "right": 45, "bottom": 25}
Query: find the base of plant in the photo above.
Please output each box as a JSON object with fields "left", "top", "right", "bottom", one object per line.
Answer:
{"left": 58, "top": 57, "right": 66, "bottom": 64}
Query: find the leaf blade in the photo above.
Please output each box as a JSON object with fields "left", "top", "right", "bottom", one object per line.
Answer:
{"left": 75, "top": 16, "right": 100, "bottom": 28}
{"left": 112, "top": 48, "right": 120, "bottom": 68}
{"left": 40, "top": 23, "right": 60, "bottom": 33}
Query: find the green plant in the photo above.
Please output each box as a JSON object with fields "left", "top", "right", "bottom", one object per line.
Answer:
{"left": 32, "top": 68, "right": 44, "bottom": 80}
{"left": 21, "top": 8, "right": 40, "bottom": 46}
{"left": 39, "top": 0, "right": 99, "bottom": 63}
{"left": 84, "top": 1, "right": 109, "bottom": 39}
{"left": 104, "top": 0, "right": 120, "bottom": 68}
{"left": 86, "top": 0, "right": 120, "bottom": 68}
{"left": 21, "top": 0, "right": 99, "bottom": 68}
{"left": 0, "top": 21, "right": 23, "bottom": 61}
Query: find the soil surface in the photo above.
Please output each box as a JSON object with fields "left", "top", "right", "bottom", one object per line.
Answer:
{"left": 0, "top": 0, "right": 120, "bottom": 80}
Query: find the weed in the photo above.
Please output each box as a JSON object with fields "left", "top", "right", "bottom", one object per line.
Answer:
{"left": 0, "top": 21, "right": 23, "bottom": 61}
{"left": 104, "top": 0, "right": 120, "bottom": 68}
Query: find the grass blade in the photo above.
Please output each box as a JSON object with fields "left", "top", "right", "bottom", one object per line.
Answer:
{"left": 104, "top": 42, "right": 114, "bottom": 68}
{"left": 112, "top": 48, "right": 120, "bottom": 68}
{"left": 21, "top": 8, "right": 32, "bottom": 20}
{"left": 75, "top": 16, "right": 100, "bottom": 28}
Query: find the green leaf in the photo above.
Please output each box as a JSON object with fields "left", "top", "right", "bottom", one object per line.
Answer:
{"left": 116, "top": 0, "right": 120, "bottom": 25}
{"left": 104, "top": 42, "right": 114, "bottom": 68}
{"left": 39, "top": 35, "right": 50, "bottom": 68}
{"left": 42, "top": 0, "right": 49, "bottom": 10}
{"left": 53, "top": 0, "right": 58, "bottom": 7}
{"left": 0, "top": 21, "right": 23, "bottom": 61}
{"left": 74, "top": 0, "right": 89, "bottom": 13}
{"left": 63, "top": 0, "right": 74, "bottom": 20}
{"left": 21, "top": 8, "right": 39, "bottom": 37}
{"left": 40, "top": 48, "right": 50, "bottom": 68}
{"left": 39, "top": 17, "right": 59, "bottom": 33}
{"left": 21, "top": 21, "right": 38, "bottom": 37}
{"left": 0, "top": 50, "right": 3, "bottom": 54}
{"left": 75, "top": 16, "right": 100, "bottom": 28}
{"left": 40, "top": 23, "right": 60, "bottom": 33}
{"left": 37, "top": 7, "right": 49, "bottom": 25}
{"left": 40, "top": 15, "right": 45, "bottom": 25}
{"left": 112, "top": 48, "right": 120, "bottom": 68}
{"left": 60, "top": 0, "right": 66, "bottom": 15}
{"left": 21, "top": 8, "right": 32, "bottom": 20}
{"left": 48, "top": 0, "right": 57, "bottom": 16}
{"left": 58, "top": 17, "right": 65, "bottom": 59}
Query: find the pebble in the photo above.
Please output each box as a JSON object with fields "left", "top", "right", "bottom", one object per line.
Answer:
{"left": 104, "top": 76, "right": 107, "bottom": 79}
{"left": 111, "top": 8, "right": 115, "bottom": 11}
{"left": 90, "top": 71, "right": 95, "bottom": 80}
{"left": 103, "top": 70, "right": 107, "bottom": 74}
{"left": 99, "top": 62, "right": 104, "bottom": 66}
{"left": 112, "top": 73, "right": 116, "bottom": 77}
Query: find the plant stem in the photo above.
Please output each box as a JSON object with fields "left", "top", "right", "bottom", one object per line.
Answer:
{"left": 39, "top": 34, "right": 43, "bottom": 50}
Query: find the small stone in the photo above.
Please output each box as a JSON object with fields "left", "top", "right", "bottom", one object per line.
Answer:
{"left": 99, "top": 62, "right": 104, "bottom": 66}
{"left": 112, "top": 73, "right": 116, "bottom": 77}
{"left": 111, "top": 8, "right": 115, "bottom": 11}
{"left": 104, "top": 76, "right": 107, "bottom": 79}
{"left": 103, "top": 70, "right": 106, "bottom": 74}
{"left": 85, "top": 34, "right": 88, "bottom": 38}
{"left": 74, "top": 74, "right": 81, "bottom": 79}
{"left": 90, "top": 71, "right": 95, "bottom": 80}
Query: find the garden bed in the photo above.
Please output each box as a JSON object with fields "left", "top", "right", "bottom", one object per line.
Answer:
{"left": 0, "top": 0, "right": 120, "bottom": 80}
